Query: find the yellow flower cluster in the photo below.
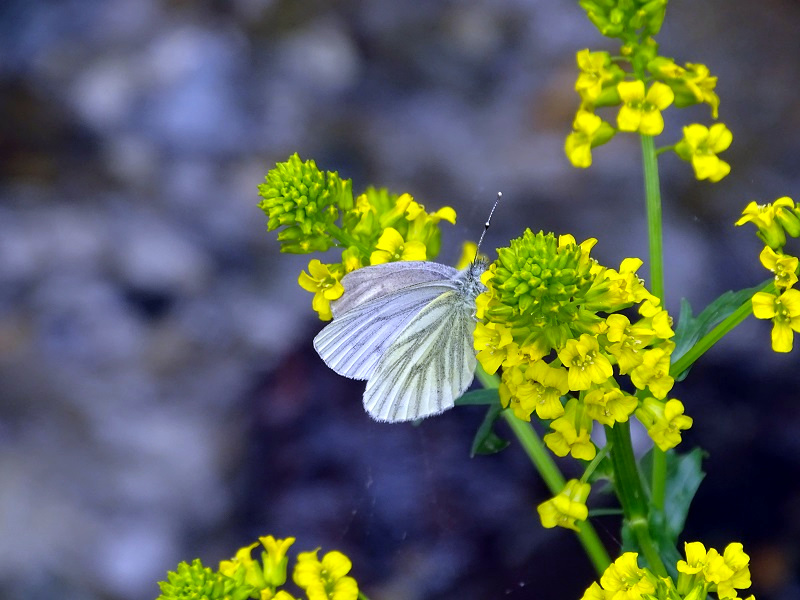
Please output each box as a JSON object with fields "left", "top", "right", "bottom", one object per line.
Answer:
{"left": 737, "top": 197, "right": 800, "bottom": 352}
{"left": 475, "top": 230, "right": 691, "bottom": 458}
{"left": 297, "top": 190, "right": 456, "bottom": 319}
{"left": 565, "top": 19, "right": 731, "bottom": 184}
{"left": 260, "top": 155, "right": 458, "bottom": 320}
{"left": 582, "top": 543, "right": 754, "bottom": 600}
{"left": 158, "top": 535, "right": 360, "bottom": 600}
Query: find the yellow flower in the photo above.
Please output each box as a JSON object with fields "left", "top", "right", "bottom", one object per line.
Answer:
{"left": 474, "top": 321, "right": 516, "bottom": 375}
{"left": 677, "top": 541, "right": 709, "bottom": 575}
{"left": 557, "top": 334, "right": 614, "bottom": 391}
{"left": 575, "top": 49, "right": 624, "bottom": 103}
{"left": 605, "top": 314, "right": 652, "bottom": 374}
{"left": 565, "top": 110, "right": 615, "bottom": 168}
{"left": 369, "top": 227, "right": 427, "bottom": 264}
{"left": 759, "top": 246, "right": 799, "bottom": 289}
{"left": 599, "top": 553, "right": 656, "bottom": 600}
{"left": 752, "top": 288, "right": 800, "bottom": 352}
{"left": 617, "top": 80, "right": 674, "bottom": 135}
{"left": 584, "top": 384, "right": 638, "bottom": 425}
{"left": 716, "top": 543, "right": 752, "bottom": 599}
{"left": 293, "top": 549, "right": 358, "bottom": 600}
{"left": 544, "top": 398, "right": 596, "bottom": 460}
{"left": 683, "top": 62, "right": 720, "bottom": 119}
{"left": 260, "top": 536, "right": 295, "bottom": 588}
{"left": 580, "top": 582, "right": 606, "bottom": 600}
{"left": 677, "top": 542, "right": 753, "bottom": 600}
{"left": 340, "top": 247, "right": 363, "bottom": 274}
{"left": 674, "top": 123, "right": 732, "bottom": 182}
{"left": 736, "top": 197, "right": 795, "bottom": 251}
{"left": 526, "top": 359, "right": 569, "bottom": 419}
{"left": 630, "top": 347, "right": 673, "bottom": 398}
{"left": 636, "top": 397, "right": 693, "bottom": 451}
{"left": 537, "top": 479, "right": 590, "bottom": 531}
{"left": 298, "top": 260, "right": 345, "bottom": 321}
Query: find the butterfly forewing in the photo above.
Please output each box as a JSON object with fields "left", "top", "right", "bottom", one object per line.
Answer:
{"left": 363, "top": 290, "right": 477, "bottom": 422}
{"left": 331, "top": 261, "right": 458, "bottom": 318}
{"left": 314, "top": 279, "right": 457, "bottom": 380}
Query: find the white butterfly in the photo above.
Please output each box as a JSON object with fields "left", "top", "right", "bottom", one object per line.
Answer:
{"left": 313, "top": 259, "right": 488, "bottom": 422}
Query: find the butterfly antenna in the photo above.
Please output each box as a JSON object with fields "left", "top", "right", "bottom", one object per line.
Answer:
{"left": 475, "top": 191, "right": 502, "bottom": 261}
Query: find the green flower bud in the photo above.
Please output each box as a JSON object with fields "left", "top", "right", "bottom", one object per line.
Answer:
{"left": 157, "top": 560, "right": 252, "bottom": 600}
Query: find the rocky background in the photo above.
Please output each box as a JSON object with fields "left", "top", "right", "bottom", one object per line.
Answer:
{"left": 1, "top": 1, "right": 799, "bottom": 599}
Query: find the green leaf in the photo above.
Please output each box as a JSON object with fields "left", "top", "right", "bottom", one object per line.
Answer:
{"left": 470, "top": 404, "right": 510, "bottom": 457}
{"left": 671, "top": 282, "right": 766, "bottom": 380}
{"left": 455, "top": 388, "right": 501, "bottom": 406}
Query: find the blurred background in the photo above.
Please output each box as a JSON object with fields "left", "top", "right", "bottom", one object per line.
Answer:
{"left": 1, "top": 1, "right": 800, "bottom": 599}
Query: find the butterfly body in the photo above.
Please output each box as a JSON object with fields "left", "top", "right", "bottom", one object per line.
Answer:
{"left": 313, "top": 260, "right": 487, "bottom": 422}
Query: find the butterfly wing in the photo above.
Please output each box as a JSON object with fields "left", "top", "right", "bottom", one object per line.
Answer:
{"left": 331, "top": 261, "right": 458, "bottom": 317}
{"left": 313, "top": 279, "right": 458, "bottom": 381}
{"left": 363, "top": 290, "right": 477, "bottom": 422}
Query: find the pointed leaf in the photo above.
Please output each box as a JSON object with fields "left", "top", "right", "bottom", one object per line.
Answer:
{"left": 470, "top": 404, "right": 510, "bottom": 457}
{"left": 672, "top": 281, "right": 767, "bottom": 380}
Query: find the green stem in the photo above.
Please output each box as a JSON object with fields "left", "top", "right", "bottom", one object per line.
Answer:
{"left": 670, "top": 279, "right": 775, "bottom": 378}
{"left": 475, "top": 366, "right": 610, "bottom": 574}
{"left": 503, "top": 412, "right": 611, "bottom": 575}
{"left": 641, "top": 134, "right": 664, "bottom": 303}
{"left": 651, "top": 448, "right": 666, "bottom": 512}
{"left": 502, "top": 411, "right": 565, "bottom": 495}
{"left": 606, "top": 422, "right": 667, "bottom": 577}
{"left": 640, "top": 132, "right": 668, "bottom": 516}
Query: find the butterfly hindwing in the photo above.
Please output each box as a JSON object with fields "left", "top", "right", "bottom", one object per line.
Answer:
{"left": 313, "top": 280, "right": 458, "bottom": 381}
{"left": 363, "top": 290, "right": 477, "bottom": 422}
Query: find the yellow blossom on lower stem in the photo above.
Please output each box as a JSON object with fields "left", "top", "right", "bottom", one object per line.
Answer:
{"left": 537, "top": 479, "right": 590, "bottom": 531}
{"left": 752, "top": 288, "right": 800, "bottom": 352}
{"left": 759, "top": 246, "right": 799, "bottom": 289}
{"left": 636, "top": 398, "right": 693, "bottom": 451}
{"left": 293, "top": 549, "right": 358, "bottom": 600}
{"left": 298, "top": 260, "right": 344, "bottom": 321}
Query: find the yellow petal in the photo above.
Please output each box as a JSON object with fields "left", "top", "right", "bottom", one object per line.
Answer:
{"left": 617, "top": 105, "right": 641, "bottom": 132}
{"left": 646, "top": 82, "right": 675, "bottom": 110}
{"left": 618, "top": 80, "right": 645, "bottom": 102}
{"left": 638, "top": 110, "right": 665, "bottom": 136}
{"left": 708, "top": 123, "right": 733, "bottom": 152}
{"left": 772, "top": 320, "right": 794, "bottom": 352}
{"left": 751, "top": 292, "right": 777, "bottom": 319}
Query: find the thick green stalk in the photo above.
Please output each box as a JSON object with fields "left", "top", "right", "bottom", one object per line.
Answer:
{"left": 606, "top": 422, "right": 667, "bottom": 577}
